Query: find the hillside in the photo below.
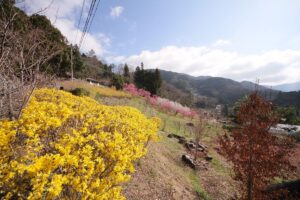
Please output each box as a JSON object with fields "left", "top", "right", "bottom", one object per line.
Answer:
{"left": 58, "top": 80, "right": 240, "bottom": 200}
{"left": 1, "top": 2, "right": 299, "bottom": 199}
{"left": 57, "top": 80, "right": 300, "bottom": 199}
{"left": 160, "top": 70, "right": 279, "bottom": 106}
{"left": 274, "top": 91, "right": 300, "bottom": 110}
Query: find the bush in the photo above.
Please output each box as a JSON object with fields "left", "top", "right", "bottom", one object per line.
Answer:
{"left": 69, "top": 87, "right": 90, "bottom": 96}
{"left": 0, "top": 88, "right": 160, "bottom": 199}
{"left": 111, "top": 75, "right": 124, "bottom": 90}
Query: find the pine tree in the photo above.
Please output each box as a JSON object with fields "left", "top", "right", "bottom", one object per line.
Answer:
{"left": 123, "top": 64, "right": 130, "bottom": 83}
{"left": 134, "top": 66, "right": 143, "bottom": 88}
{"left": 153, "top": 68, "right": 162, "bottom": 94}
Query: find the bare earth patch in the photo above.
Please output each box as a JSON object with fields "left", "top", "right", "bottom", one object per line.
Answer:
{"left": 123, "top": 130, "right": 240, "bottom": 200}
{"left": 123, "top": 137, "right": 197, "bottom": 200}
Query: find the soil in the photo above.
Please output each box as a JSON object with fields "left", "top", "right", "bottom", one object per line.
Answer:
{"left": 123, "top": 138, "right": 197, "bottom": 200}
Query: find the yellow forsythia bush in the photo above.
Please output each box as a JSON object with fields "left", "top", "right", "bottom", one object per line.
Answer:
{"left": 0, "top": 88, "right": 160, "bottom": 200}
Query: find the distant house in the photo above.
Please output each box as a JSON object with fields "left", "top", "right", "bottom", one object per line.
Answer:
{"left": 86, "top": 78, "right": 101, "bottom": 86}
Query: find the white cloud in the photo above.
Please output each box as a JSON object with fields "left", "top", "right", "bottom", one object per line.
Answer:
{"left": 110, "top": 6, "right": 124, "bottom": 19}
{"left": 109, "top": 45, "right": 300, "bottom": 85}
{"left": 21, "top": 0, "right": 109, "bottom": 56}
{"left": 212, "top": 39, "right": 231, "bottom": 47}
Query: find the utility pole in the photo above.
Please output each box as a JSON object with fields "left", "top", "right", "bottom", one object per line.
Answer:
{"left": 70, "top": 44, "right": 74, "bottom": 80}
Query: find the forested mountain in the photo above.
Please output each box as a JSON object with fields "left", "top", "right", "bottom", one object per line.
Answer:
{"left": 159, "top": 70, "right": 300, "bottom": 111}
{"left": 160, "top": 70, "right": 280, "bottom": 106}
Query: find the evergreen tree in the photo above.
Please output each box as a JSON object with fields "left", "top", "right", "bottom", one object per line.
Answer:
{"left": 134, "top": 66, "right": 143, "bottom": 88}
{"left": 133, "top": 64, "right": 162, "bottom": 95}
{"left": 123, "top": 64, "right": 130, "bottom": 83}
{"left": 153, "top": 68, "right": 162, "bottom": 94}
{"left": 141, "top": 62, "right": 144, "bottom": 71}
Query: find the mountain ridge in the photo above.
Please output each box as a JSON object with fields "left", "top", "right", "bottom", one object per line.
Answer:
{"left": 159, "top": 69, "right": 280, "bottom": 106}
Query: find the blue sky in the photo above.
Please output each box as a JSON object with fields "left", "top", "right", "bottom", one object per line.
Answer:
{"left": 22, "top": 0, "right": 300, "bottom": 84}
{"left": 92, "top": 0, "right": 300, "bottom": 56}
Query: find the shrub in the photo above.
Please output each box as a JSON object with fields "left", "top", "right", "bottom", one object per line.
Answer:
{"left": 70, "top": 87, "right": 90, "bottom": 97}
{"left": 111, "top": 74, "right": 124, "bottom": 90}
{"left": 0, "top": 88, "right": 160, "bottom": 199}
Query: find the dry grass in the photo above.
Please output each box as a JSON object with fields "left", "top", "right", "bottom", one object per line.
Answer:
{"left": 123, "top": 132, "right": 199, "bottom": 200}
{"left": 57, "top": 80, "right": 131, "bottom": 98}
{"left": 58, "top": 83, "right": 239, "bottom": 199}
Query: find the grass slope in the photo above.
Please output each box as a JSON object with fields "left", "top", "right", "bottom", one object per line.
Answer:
{"left": 58, "top": 81, "right": 239, "bottom": 200}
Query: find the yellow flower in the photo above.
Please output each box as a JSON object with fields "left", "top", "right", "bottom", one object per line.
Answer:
{"left": 0, "top": 88, "right": 160, "bottom": 199}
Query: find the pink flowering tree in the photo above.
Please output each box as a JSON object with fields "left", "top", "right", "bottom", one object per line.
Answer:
{"left": 124, "top": 83, "right": 198, "bottom": 118}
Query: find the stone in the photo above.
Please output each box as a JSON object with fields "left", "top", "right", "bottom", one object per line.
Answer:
{"left": 178, "top": 138, "right": 187, "bottom": 144}
{"left": 182, "top": 154, "right": 196, "bottom": 169}
{"left": 185, "top": 142, "right": 196, "bottom": 149}
{"left": 186, "top": 122, "right": 195, "bottom": 127}
{"left": 205, "top": 155, "right": 213, "bottom": 161}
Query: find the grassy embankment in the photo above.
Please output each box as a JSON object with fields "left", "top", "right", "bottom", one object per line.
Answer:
{"left": 58, "top": 80, "right": 238, "bottom": 200}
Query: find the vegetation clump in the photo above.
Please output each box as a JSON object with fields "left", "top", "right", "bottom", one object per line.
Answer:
{"left": 220, "top": 92, "right": 294, "bottom": 200}
{"left": 0, "top": 88, "right": 160, "bottom": 199}
{"left": 70, "top": 87, "right": 90, "bottom": 97}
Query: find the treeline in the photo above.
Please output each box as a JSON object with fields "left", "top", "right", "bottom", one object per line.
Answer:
{"left": 0, "top": 1, "right": 164, "bottom": 120}
{"left": 134, "top": 63, "right": 162, "bottom": 95}
{"left": 0, "top": 0, "right": 75, "bottom": 118}
{"left": 108, "top": 62, "right": 162, "bottom": 95}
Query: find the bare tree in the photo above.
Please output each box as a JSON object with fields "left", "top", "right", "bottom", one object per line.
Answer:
{"left": 193, "top": 117, "right": 205, "bottom": 161}
{"left": 0, "top": 2, "right": 62, "bottom": 119}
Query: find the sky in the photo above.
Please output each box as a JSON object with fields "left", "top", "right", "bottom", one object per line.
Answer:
{"left": 20, "top": 0, "right": 300, "bottom": 85}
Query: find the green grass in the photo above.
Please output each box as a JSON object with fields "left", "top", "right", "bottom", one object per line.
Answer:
{"left": 189, "top": 171, "right": 212, "bottom": 200}
{"left": 98, "top": 96, "right": 196, "bottom": 137}
{"left": 210, "top": 151, "right": 231, "bottom": 177}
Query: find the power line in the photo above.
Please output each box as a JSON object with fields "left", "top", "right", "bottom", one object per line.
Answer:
{"left": 86, "top": 0, "right": 101, "bottom": 34}
{"left": 79, "top": 0, "right": 96, "bottom": 47}
{"left": 78, "top": 0, "right": 96, "bottom": 48}
{"left": 71, "top": 0, "right": 100, "bottom": 80}
{"left": 74, "top": 0, "right": 86, "bottom": 44}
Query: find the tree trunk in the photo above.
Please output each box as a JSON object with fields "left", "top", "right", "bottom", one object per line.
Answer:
{"left": 8, "top": 84, "right": 14, "bottom": 120}
{"left": 247, "top": 172, "right": 253, "bottom": 200}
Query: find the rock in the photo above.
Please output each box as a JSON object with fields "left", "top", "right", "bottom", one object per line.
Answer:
{"left": 182, "top": 154, "right": 196, "bottom": 169}
{"left": 168, "top": 133, "right": 186, "bottom": 140}
{"left": 186, "top": 122, "right": 195, "bottom": 127}
{"left": 205, "top": 155, "right": 213, "bottom": 161}
{"left": 178, "top": 138, "right": 187, "bottom": 144}
{"left": 185, "top": 142, "right": 196, "bottom": 149}
{"left": 196, "top": 147, "right": 204, "bottom": 152}
{"left": 197, "top": 143, "right": 207, "bottom": 149}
